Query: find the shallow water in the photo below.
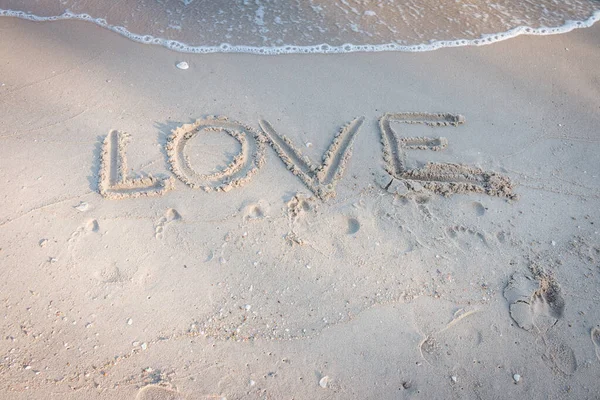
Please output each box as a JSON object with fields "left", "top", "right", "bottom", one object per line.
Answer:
{"left": 1, "top": 0, "right": 599, "bottom": 54}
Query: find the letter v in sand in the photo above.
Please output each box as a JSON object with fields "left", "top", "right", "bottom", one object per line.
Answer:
{"left": 259, "top": 118, "right": 365, "bottom": 200}
{"left": 98, "top": 130, "right": 174, "bottom": 199}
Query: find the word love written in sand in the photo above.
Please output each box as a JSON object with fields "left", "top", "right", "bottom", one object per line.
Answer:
{"left": 98, "top": 113, "right": 516, "bottom": 201}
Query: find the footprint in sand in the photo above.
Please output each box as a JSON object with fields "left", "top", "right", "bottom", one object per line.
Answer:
{"left": 346, "top": 217, "right": 360, "bottom": 234}
{"left": 543, "top": 333, "right": 577, "bottom": 376}
{"left": 68, "top": 219, "right": 99, "bottom": 243}
{"left": 135, "top": 385, "right": 185, "bottom": 400}
{"left": 472, "top": 201, "right": 486, "bottom": 216}
{"left": 417, "top": 307, "right": 484, "bottom": 374}
{"left": 330, "top": 215, "right": 361, "bottom": 235}
{"left": 503, "top": 271, "right": 565, "bottom": 333}
{"left": 241, "top": 199, "right": 270, "bottom": 221}
{"left": 286, "top": 193, "right": 315, "bottom": 222}
{"left": 592, "top": 327, "right": 600, "bottom": 361}
{"left": 504, "top": 269, "right": 576, "bottom": 375}
{"left": 154, "top": 208, "right": 182, "bottom": 239}
{"left": 94, "top": 263, "right": 129, "bottom": 284}
{"left": 446, "top": 225, "right": 489, "bottom": 252}
{"left": 495, "top": 230, "right": 509, "bottom": 244}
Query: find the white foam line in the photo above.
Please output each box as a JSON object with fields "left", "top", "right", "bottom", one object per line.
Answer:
{"left": 1, "top": 8, "right": 599, "bottom": 55}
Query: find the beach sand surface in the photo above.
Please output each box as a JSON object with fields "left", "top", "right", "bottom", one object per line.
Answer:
{"left": 0, "top": 17, "right": 599, "bottom": 399}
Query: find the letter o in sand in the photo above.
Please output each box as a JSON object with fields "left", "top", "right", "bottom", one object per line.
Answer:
{"left": 167, "top": 116, "right": 265, "bottom": 192}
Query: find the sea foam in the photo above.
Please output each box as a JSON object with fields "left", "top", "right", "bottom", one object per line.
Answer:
{"left": 1, "top": 3, "right": 599, "bottom": 55}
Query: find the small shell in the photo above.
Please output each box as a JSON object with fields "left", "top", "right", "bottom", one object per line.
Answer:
{"left": 319, "top": 376, "right": 329, "bottom": 388}
{"left": 74, "top": 201, "right": 89, "bottom": 212}
{"left": 513, "top": 374, "right": 521, "bottom": 383}
{"left": 176, "top": 61, "right": 189, "bottom": 70}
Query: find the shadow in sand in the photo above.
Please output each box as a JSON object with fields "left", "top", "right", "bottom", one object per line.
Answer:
{"left": 154, "top": 119, "right": 194, "bottom": 173}
{"left": 87, "top": 135, "right": 104, "bottom": 192}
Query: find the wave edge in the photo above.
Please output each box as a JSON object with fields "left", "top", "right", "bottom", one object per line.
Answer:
{"left": 1, "top": 8, "right": 599, "bottom": 55}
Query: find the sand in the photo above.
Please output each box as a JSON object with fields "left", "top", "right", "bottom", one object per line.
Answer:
{"left": 0, "top": 16, "right": 599, "bottom": 400}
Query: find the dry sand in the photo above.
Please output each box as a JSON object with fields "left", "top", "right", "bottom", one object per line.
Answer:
{"left": 0, "top": 17, "right": 599, "bottom": 400}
